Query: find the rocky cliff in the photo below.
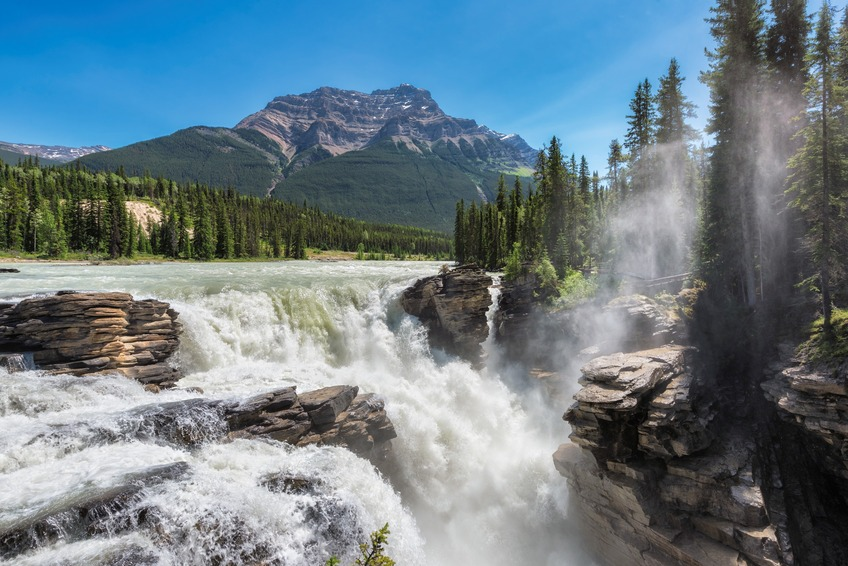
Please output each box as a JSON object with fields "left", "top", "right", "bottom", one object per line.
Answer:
{"left": 552, "top": 291, "right": 848, "bottom": 566}
{"left": 0, "top": 291, "right": 181, "bottom": 387}
{"left": 400, "top": 264, "right": 493, "bottom": 364}
{"left": 556, "top": 345, "right": 786, "bottom": 566}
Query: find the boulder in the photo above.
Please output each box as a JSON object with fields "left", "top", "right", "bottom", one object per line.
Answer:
{"left": 401, "top": 264, "right": 492, "bottom": 364}
{"left": 0, "top": 292, "right": 182, "bottom": 386}
{"left": 600, "top": 294, "right": 686, "bottom": 353}
{"left": 224, "top": 385, "right": 397, "bottom": 461}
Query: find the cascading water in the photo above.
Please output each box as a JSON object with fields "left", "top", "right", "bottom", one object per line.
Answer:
{"left": 0, "top": 262, "right": 589, "bottom": 565}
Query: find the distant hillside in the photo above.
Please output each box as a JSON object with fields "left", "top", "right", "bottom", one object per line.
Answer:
{"left": 280, "top": 141, "right": 508, "bottom": 232}
{"left": 0, "top": 140, "right": 108, "bottom": 163}
{"left": 79, "top": 84, "right": 536, "bottom": 230}
{"left": 0, "top": 147, "right": 64, "bottom": 166}
{"left": 79, "top": 127, "right": 287, "bottom": 198}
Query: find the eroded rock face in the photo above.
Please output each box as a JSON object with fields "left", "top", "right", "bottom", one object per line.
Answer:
{"left": 224, "top": 385, "right": 397, "bottom": 461}
{"left": 760, "top": 356, "right": 848, "bottom": 565}
{"left": 0, "top": 292, "right": 181, "bottom": 386}
{"left": 558, "top": 345, "right": 784, "bottom": 566}
{"left": 762, "top": 363, "right": 848, "bottom": 480}
{"left": 401, "top": 264, "right": 492, "bottom": 364}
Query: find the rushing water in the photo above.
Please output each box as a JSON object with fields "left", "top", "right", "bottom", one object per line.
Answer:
{"left": 0, "top": 261, "right": 588, "bottom": 565}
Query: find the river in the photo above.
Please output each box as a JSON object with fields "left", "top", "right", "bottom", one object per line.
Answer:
{"left": 0, "top": 261, "right": 588, "bottom": 565}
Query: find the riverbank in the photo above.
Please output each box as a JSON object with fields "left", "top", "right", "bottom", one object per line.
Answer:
{"left": 0, "top": 249, "right": 444, "bottom": 264}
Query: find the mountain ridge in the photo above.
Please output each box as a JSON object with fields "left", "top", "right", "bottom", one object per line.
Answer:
{"left": 75, "top": 84, "right": 537, "bottom": 231}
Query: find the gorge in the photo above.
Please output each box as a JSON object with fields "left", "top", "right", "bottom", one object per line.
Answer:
{"left": 2, "top": 261, "right": 847, "bottom": 565}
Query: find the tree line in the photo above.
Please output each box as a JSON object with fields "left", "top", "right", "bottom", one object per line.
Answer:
{"left": 0, "top": 160, "right": 452, "bottom": 261}
{"left": 456, "top": 0, "right": 847, "bottom": 346}
{"left": 454, "top": 56, "right": 700, "bottom": 279}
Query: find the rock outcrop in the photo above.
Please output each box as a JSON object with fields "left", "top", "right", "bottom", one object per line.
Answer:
{"left": 759, "top": 355, "right": 848, "bottom": 565}
{"left": 0, "top": 291, "right": 181, "bottom": 386}
{"left": 225, "top": 385, "right": 396, "bottom": 460}
{"left": 401, "top": 264, "right": 493, "bottom": 364}
{"left": 762, "top": 361, "right": 848, "bottom": 480}
{"left": 557, "top": 345, "right": 786, "bottom": 566}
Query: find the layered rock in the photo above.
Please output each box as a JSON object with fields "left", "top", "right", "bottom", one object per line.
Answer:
{"left": 0, "top": 291, "right": 181, "bottom": 386}
{"left": 601, "top": 294, "right": 685, "bottom": 353}
{"left": 223, "top": 385, "right": 396, "bottom": 460}
{"left": 762, "top": 362, "right": 848, "bottom": 480}
{"left": 558, "top": 346, "right": 785, "bottom": 566}
{"left": 401, "top": 264, "right": 492, "bottom": 363}
{"left": 759, "top": 355, "right": 848, "bottom": 565}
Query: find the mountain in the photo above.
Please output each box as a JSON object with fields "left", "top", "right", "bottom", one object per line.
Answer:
{"left": 0, "top": 140, "right": 109, "bottom": 164}
{"left": 79, "top": 85, "right": 536, "bottom": 232}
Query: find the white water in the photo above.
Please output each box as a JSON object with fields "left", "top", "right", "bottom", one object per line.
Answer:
{"left": 0, "top": 262, "right": 588, "bottom": 565}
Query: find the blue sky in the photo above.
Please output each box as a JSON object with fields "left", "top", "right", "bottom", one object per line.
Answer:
{"left": 0, "top": 1, "right": 838, "bottom": 172}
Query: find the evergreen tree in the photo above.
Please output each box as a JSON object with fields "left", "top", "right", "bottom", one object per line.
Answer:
{"left": 625, "top": 79, "right": 656, "bottom": 158}
{"left": 607, "top": 139, "right": 625, "bottom": 201}
{"left": 787, "top": 1, "right": 846, "bottom": 338}
{"left": 106, "top": 174, "right": 127, "bottom": 259}
{"left": 655, "top": 58, "right": 697, "bottom": 144}
{"left": 699, "top": 0, "right": 767, "bottom": 306}
{"left": 454, "top": 200, "right": 466, "bottom": 264}
{"left": 192, "top": 192, "right": 215, "bottom": 260}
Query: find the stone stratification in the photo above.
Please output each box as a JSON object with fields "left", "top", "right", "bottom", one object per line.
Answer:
{"left": 557, "top": 345, "right": 784, "bottom": 566}
{"left": 401, "top": 264, "right": 492, "bottom": 364}
{"left": 0, "top": 291, "right": 181, "bottom": 387}
{"left": 225, "top": 385, "right": 397, "bottom": 460}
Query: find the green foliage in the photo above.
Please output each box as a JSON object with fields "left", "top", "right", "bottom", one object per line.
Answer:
{"left": 503, "top": 242, "right": 524, "bottom": 281}
{"left": 796, "top": 308, "right": 848, "bottom": 364}
{"left": 534, "top": 254, "right": 558, "bottom": 295}
{"left": 79, "top": 127, "right": 286, "bottom": 199}
{"left": 282, "top": 141, "right": 497, "bottom": 233}
{"left": 325, "top": 523, "right": 395, "bottom": 566}
{"left": 0, "top": 159, "right": 452, "bottom": 260}
{"left": 557, "top": 269, "right": 598, "bottom": 306}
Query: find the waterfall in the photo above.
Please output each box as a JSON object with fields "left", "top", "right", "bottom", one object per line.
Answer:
{"left": 0, "top": 353, "right": 35, "bottom": 373}
{"left": 0, "top": 262, "right": 589, "bottom": 565}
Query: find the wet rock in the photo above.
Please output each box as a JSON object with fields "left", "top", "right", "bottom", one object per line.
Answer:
{"left": 298, "top": 385, "right": 358, "bottom": 425}
{"left": 565, "top": 346, "right": 713, "bottom": 462}
{"left": 0, "top": 268, "right": 20, "bottom": 273}
{"left": 601, "top": 294, "right": 685, "bottom": 352}
{"left": 762, "top": 363, "right": 848, "bottom": 480}
{"left": 0, "top": 353, "right": 35, "bottom": 373}
{"left": 224, "top": 385, "right": 397, "bottom": 460}
{"left": 0, "top": 292, "right": 182, "bottom": 387}
{"left": 0, "top": 462, "right": 190, "bottom": 560}
{"left": 401, "top": 264, "right": 492, "bottom": 364}
{"left": 558, "top": 345, "right": 783, "bottom": 566}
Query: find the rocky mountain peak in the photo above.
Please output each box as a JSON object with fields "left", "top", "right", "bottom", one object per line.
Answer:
{"left": 235, "top": 84, "right": 535, "bottom": 169}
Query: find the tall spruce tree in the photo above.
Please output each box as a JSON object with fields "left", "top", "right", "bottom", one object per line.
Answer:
{"left": 787, "top": 1, "right": 846, "bottom": 338}
{"left": 699, "top": 0, "right": 767, "bottom": 306}
{"left": 655, "top": 58, "right": 697, "bottom": 144}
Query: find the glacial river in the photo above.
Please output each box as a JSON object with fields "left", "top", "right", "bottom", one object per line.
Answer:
{"left": 0, "top": 261, "right": 588, "bottom": 565}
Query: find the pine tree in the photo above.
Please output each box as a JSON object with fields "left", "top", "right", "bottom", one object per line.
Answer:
{"left": 625, "top": 79, "right": 656, "bottom": 158}
{"left": 607, "top": 139, "right": 625, "bottom": 201}
{"left": 787, "top": 1, "right": 846, "bottom": 338}
{"left": 699, "top": 0, "right": 767, "bottom": 306}
{"left": 655, "top": 58, "right": 697, "bottom": 144}
{"left": 106, "top": 174, "right": 127, "bottom": 259}
{"left": 192, "top": 192, "right": 215, "bottom": 260}
{"left": 454, "top": 200, "right": 466, "bottom": 263}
